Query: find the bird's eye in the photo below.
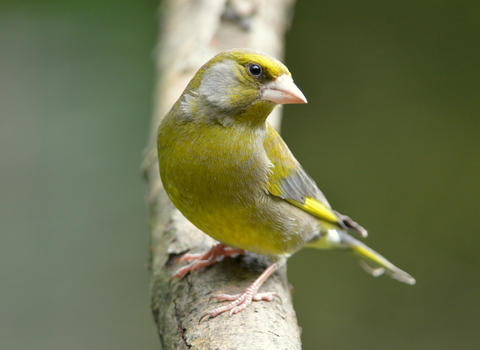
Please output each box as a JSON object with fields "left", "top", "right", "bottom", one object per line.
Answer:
{"left": 248, "top": 64, "right": 262, "bottom": 77}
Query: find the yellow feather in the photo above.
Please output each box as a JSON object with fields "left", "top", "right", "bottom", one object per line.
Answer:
{"left": 287, "top": 197, "right": 339, "bottom": 224}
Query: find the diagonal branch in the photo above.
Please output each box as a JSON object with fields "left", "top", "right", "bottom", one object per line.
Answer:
{"left": 143, "top": 1, "right": 301, "bottom": 348}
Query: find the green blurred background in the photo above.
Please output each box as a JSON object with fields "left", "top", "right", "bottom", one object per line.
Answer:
{"left": 1, "top": 1, "right": 478, "bottom": 349}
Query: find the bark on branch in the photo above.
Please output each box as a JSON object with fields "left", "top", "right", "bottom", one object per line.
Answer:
{"left": 144, "top": 1, "right": 301, "bottom": 348}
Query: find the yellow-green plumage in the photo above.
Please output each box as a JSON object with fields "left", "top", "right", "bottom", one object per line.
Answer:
{"left": 158, "top": 48, "right": 415, "bottom": 301}
{"left": 159, "top": 101, "right": 314, "bottom": 257}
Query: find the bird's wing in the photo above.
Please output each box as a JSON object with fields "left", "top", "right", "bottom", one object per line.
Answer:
{"left": 263, "top": 123, "right": 340, "bottom": 226}
{"left": 264, "top": 123, "right": 368, "bottom": 237}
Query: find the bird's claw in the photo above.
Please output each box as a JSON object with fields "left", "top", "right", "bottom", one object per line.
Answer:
{"left": 200, "top": 290, "right": 281, "bottom": 322}
{"left": 171, "top": 243, "right": 244, "bottom": 280}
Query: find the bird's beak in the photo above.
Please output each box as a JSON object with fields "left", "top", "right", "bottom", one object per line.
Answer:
{"left": 260, "top": 74, "right": 308, "bottom": 104}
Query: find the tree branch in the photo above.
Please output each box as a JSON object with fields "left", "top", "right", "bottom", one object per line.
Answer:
{"left": 144, "top": 1, "right": 301, "bottom": 348}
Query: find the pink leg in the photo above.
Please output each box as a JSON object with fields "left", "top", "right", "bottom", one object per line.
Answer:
{"left": 200, "top": 263, "right": 281, "bottom": 321}
{"left": 171, "top": 243, "right": 244, "bottom": 279}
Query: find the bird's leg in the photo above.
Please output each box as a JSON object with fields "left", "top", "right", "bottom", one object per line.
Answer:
{"left": 200, "top": 262, "right": 281, "bottom": 321}
{"left": 171, "top": 243, "right": 244, "bottom": 279}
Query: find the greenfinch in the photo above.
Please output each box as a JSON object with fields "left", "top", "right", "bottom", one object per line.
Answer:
{"left": 158, "top": 48, "right": 415, "bottom": 319}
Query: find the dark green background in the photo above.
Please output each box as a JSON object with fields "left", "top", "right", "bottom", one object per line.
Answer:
{"left": 1, "top": 1, "right": 478, "bottom": 349}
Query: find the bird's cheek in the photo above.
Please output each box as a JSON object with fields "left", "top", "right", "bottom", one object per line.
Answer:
{"left": 227, "top": 86, "right": 259, "bottom": 108}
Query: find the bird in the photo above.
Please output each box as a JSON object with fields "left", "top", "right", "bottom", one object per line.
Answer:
{"left": 157, "top": 48, "right": 415, "bottom": 320}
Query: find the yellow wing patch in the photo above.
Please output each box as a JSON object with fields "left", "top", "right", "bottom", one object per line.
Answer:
{"left": 287, "top": 197, "right": 339, "bottom": 224}
{"left": 263, "top": 123, "right": 340, "bottom": 225}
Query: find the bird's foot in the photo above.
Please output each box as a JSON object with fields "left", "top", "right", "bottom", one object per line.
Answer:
{"left": 171, "top": 243, "right": 244, "bottom": 280}
{"left": 200, "top": 286, "right": 281, "bottom": 321}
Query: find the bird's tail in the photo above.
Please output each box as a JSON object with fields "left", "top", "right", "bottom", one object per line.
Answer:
{"left": 307, "top": 230, "right": 416, "bottom": 285}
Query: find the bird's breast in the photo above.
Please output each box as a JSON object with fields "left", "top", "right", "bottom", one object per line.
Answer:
{"left": 160, "top": 120, "right": 269, "bottom": 212}
{"left": 158, "top": 119, "right": 312, "bottom": 257}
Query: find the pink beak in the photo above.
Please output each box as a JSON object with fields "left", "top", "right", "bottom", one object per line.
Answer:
{"left": 260, "top": 74, "right": 307, "bottom": 105}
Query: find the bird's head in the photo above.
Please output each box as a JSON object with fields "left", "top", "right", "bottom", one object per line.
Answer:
{"left": 181, "top": 49, "right": 307, "bottom": 126}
